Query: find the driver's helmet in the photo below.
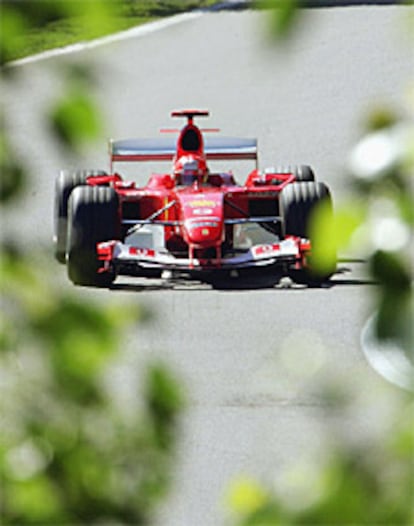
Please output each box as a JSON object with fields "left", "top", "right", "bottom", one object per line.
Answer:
{"left": 174, "top": 155, "right": 208, "bottom": 185}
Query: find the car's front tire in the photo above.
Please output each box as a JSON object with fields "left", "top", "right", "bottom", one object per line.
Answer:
{"left": 280, "top": 181, "right": 336, "bottom": 283}
{"left": 67, "top": 186, "right": 119, "bottom": 287}
{"left": 54, "top": 169, "right": 107, "bottom": 263}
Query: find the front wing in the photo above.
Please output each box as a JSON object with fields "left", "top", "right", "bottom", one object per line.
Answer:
{"left": 97, "top": 236, "right": 311, "bottom": 274}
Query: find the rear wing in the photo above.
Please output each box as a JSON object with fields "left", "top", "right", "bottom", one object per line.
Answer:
{"left": 109, "top": 136, "right": 258, "bottom": 168}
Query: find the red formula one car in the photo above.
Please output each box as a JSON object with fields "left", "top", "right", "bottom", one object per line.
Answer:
{"left": 54, "top": 110, "right": 335, "bottom": 287}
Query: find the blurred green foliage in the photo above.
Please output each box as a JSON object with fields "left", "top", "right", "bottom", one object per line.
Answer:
{"left": 256, "top": 0, "right": 302, "bottom": 40}
{"left": 0, "top": 117, "right": 27, "bottom": 204}
{"left": 121, "top": 0, "right": 218, "bottom": 17}
{"left": 227, "top": 392, "right": 414, "bottom": 524}
{"left": 1, "top": 1, "right": 184, "bottom": 524}
{"left": 1, "top": 1, "right": 413, "bottom": 525}
{"left": 0, "top": 0, "right": 107, "bottom": 65}
{"left": 50, "top": 75, "right": 104, "bottom": 152}
{"left": 346, "top": 115, "right": 413, "bottom": 355}
{"left": 0, "top": 244, "right": 184, "bottom": 525}
{"left": 227, "top": 2, "right": 414, "bottom": 525}
{"left": 0, "top": 0, "right": 217, "bottom": 63}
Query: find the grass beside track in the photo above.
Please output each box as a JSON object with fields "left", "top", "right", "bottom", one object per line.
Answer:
{"left": 3, "top": 1, "right": 218, "bottom": 62}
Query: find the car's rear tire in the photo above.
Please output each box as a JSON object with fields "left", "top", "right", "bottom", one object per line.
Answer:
{"left": 67, "top": 186, "right": 119, "bottom": 287}
{"left": 54, "top": 169, "right": 107, "bottom": 263}
{"left": 280, "top": 181, "right": 336, "bottom": 283}
{"left": 276, "top": 164, "right": 315, "bottom": 182}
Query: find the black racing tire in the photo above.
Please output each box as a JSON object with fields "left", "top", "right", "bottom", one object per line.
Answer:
{"left": 67, "top": 186, "right": 119, "bottom": 287}
{"left": 280, "top": 181, "right": 336, "bottom": 283}
{"left": 276, "top": 165, "right": 315, "bottom": 182}
{"left": 54, "top": 169, "right": 107, "bottom": 263}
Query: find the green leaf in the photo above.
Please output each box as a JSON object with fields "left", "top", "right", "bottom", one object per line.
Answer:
{"left": 4, "top": 476, "right": 64, "bottom": 524}
{"left": 307, "top": 199, "right": 337, "bottom": 276}
{"left": 146, "top": 364, "right": 184, "bottom": 449}
{"left": 259, "top": 0, "right": 301, "bottom": 40}
{"left": 370, "top": 250, "right": 411, "bottom": 292}
{"left": 226, "top": 476, "right": 269, "bottom": 517}
{"left": 0, "top": 123, "right": 27, "bottom": 204}
{"left": 0, "top": 7, "right": 28, "bottom": 65}
{"left": 50, "top": 88, "right": 103, "bottom": 151}
{"left": 147, "top": 364, "right": 184, "bottom": 421}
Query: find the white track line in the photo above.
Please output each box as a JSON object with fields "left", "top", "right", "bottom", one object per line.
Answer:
{"left": 11, "top": 10, "right": 203, "bottom": 67}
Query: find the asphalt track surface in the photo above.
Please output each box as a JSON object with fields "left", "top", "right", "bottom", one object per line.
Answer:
{"left": 2, "top": 5, "right": 413, "bottom": 525}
